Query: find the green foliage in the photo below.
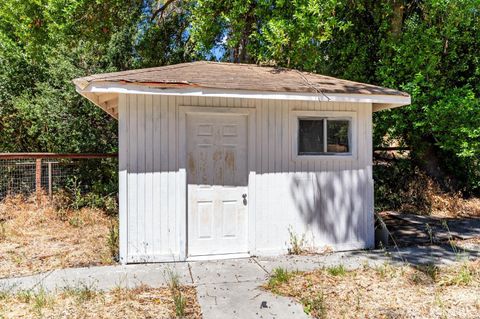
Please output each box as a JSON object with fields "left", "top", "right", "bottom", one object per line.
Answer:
{"left": 188, "top": 0, "right": 480, "bottom": 195}
{"left": 189, "top": 0, "right": 351, "bottom": 67}
{"left": 0, "top": 0, "right": 479, "bottom": 196}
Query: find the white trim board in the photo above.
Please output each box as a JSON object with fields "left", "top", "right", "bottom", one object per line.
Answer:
{"left": 76, "top": 83, "right": 411, "bottom": 110}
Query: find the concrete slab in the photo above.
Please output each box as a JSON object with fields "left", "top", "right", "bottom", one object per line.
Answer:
{"left": 255, "top": 251, "right": 390, "bottom": 274}
{"left": 387, "top": 244, "right": 480, "bottom": 265}
{"left": 189, "top": 258, "right": 267, "bottom": 284}
{"left": 197, "top": 281, "right": 309, "bottom": 319}
{"left": 381, "top": 212, "right": 480, "bottom": 246}
{"left": 0, "top": 263, "right": 191, "bottom": 292}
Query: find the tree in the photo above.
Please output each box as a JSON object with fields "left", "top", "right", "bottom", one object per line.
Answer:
{"left": 1, "top": 0, "right": 479, "bottom": 194}
{"left": 182, "top": 0, "right": 480, "bottom": 194}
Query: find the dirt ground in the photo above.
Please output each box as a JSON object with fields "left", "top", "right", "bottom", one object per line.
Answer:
{"left": 0, "top": 195, "right": 116, "bottom": 278}
{"left": 0, "top": 284, "right": 202, "bottom": 319}
{"left": 266, "top": 260, "right": 480, "bottom": 319}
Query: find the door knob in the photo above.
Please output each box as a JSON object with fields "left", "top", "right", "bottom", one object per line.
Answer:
{"left": 242, "top": 194, "right": 247, "bottom": 199}
{"left": 242, "top": 193, "right": 247, "bottom": 206}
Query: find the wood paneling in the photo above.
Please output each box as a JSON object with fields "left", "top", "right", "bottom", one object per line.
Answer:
{"left": 118, "top": 94, "right": 374, "bottom": 263}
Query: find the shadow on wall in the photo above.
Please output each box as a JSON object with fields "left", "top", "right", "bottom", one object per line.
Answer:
{"left": 290, "top": 170, "right": 370, "bottom": 246}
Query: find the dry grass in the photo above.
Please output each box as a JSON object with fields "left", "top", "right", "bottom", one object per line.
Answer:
{"left": 429, "top": 192, "right": 480, "bottom": 218}
{"left": 265, "top": 260, "right": 480, "bottom": 319}
{"left": 400, "top": 171, "right": 480, "bottom": 218}
{"left": 0, "top": 194, "right": 117, "bottom": 279}
{"left": 0, "top": 284, "right": 202, "bottom": 319}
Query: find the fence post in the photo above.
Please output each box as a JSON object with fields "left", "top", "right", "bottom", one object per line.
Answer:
{"left": 35, "top": 158, "right": 42, "bottom": 195}
{"left": 48, "top": 162, "right": 52, "bottom": 197}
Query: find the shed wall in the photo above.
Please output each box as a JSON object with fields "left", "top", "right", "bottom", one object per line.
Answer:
{"left": 118, "top": 94, "right": 374, "bottom": 263}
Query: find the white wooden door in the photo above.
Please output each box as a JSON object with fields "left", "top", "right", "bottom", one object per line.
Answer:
{"left": 186, "top": 113, "right": 248, "bottom": 256}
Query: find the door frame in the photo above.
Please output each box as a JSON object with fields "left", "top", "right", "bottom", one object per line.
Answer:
{"left": 178, "top": 106, "right": 256, "bottom": 260}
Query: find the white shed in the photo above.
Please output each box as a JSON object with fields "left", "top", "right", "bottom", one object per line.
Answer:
{"left": 73, "top": 61, "right": 411, "bottom": 263}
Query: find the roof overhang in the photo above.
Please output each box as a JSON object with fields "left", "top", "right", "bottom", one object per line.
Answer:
{"left": 76, "top": 82, "right": 411, "bottom": 119}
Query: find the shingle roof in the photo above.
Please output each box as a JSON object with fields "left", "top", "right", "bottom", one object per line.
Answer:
{"left": 73, "top": 61, "right": 409, "bottom": 97}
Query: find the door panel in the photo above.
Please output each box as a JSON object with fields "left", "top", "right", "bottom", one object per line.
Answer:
{"left": 187, "top": 113, "right": 248, "bottom": 256}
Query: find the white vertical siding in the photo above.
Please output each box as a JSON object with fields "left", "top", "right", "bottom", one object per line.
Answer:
{"left": 118, "top": 94, "right": 374, "bottom": 262}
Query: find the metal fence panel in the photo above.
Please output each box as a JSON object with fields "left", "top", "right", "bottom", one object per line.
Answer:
{"left": 0, "top": 155, "right": 117, "bottom": 200}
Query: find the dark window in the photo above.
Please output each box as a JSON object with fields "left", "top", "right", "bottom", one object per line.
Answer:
{"left": 298, "top": 118, "right": 351, "bottom": 155}
{"left": 298, "top": 119, "right": 324, "bottom": 155}
{"left": 327, "top": 120, "right": 350, "bottom": 153}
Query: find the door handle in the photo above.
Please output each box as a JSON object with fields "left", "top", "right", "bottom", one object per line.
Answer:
{"left": 242, "top": 193, "right": 247, "bottom": 205}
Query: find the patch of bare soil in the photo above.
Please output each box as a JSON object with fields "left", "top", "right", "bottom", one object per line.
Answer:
{"left": 267, "top": 260, "right": 480, "bottom": 319}
{"left": 0, "top": 285, "right": 202, "bottom": 319}
{"left": 0, "top": 195, "right": 117, "bottom": 278}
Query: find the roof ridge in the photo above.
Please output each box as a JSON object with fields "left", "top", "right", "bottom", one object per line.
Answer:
{"left": 77, "top": 61, "right": 206, "bottom": 82}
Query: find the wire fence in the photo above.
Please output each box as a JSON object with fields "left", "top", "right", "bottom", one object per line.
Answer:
{"left": 0, "top": 154, "right": 118, "bottom": 200}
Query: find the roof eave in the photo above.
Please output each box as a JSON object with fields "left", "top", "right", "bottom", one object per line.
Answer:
{"left": 372, "top": 97, "right": 412, "bottom": 112}
{"left": 75, "top": 85, "right": 119, "bottom": 119}
{"left": 75, "top": 81, "right": 411, "bottom": 112}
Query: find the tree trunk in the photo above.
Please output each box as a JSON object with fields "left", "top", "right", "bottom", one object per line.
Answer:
{"left": 390, "top": 0, "right": 405, "bottom": 38}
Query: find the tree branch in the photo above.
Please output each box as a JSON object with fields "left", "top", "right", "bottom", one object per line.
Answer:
{"left": 150, "top": 0, "right": 177, "bottom": 22}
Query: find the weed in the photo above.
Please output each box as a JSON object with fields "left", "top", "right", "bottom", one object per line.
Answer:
{"left": 107, "top": 222, "right": 119, "bottom": 261}
{"left": 166, "top": 269, "right": 186, "bottom": 318}
{"left": 434, "top": 291, "right": 448, "bottom": 319}
{"left": 57, "top": 178, "right": 118, "bottom": 215}
{"left": 67, "top": 177, "right": 84, "bottom": 211}
{"left": 173, "top": 290, "right": 186, "bottom": 317}
{"left": 166, "top": 269, "right": 181, "bottom": 292}
{"left": 103, "top": 196, "right": 119, "bottom": 216}
{"left": 439, "top": 263, "right": 473, "bottom": 286}
{"left": 327, "top": 265, "right": 347, "bottom": 276}
{"left": 441, "top": 221, "right": 468, "bottom": 261}
{"left": 301, "top": 291, "right": 327, "bottom": 318}
{"left": 375, "top": 262, "right": 395, "bottom": 279}
{"left": 63, "top": 282, "right": 98, "bottom": 303}
{"left": 0, "top": 220, "right": 6, "bottom": 241}
{"left": 288, "top": 226, "right": 306, "bottom": 255}
{"left": 410, "top": 271, "right": 422, "bottom": 284}
{"left": 267, "top": 267, "right": 293, "bottom": 290}
{"left": 16, "top": 291, "right": 32, "bottom": 303}
{"left": 55, "top": 208, "right": 68, "bottom": 222}
{"left": 32, "top": 288, "right": 53, "bottom": 314}
{"left": 425, "top": 223, "right": 434, "bottom": 244}
{"left": 68, "top": 214, "right": 83, "bottom": 227}
{"left": 417, "top": 264, "right": 440, "bottom": 281}
{"left": 0, "top": 286, "right": 12, "bottom": 301}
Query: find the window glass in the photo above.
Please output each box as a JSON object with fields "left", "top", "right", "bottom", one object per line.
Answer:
{"left": 327, "top": 120, "right": 350, "bottom": 153}
{"left": 298, "top": 119, "right": 324, "bottom": 155}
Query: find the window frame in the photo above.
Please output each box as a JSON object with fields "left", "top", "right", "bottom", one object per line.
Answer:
{"left": 291, "top": 110, "right": 357, "bottom": 160}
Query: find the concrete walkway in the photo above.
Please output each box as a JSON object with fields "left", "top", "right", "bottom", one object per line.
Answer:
{"left": 1, "top": 245, "right": 479, "bottom": 319}
{"left": 381, "top": 211, "right": 480, "bottom": 246}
